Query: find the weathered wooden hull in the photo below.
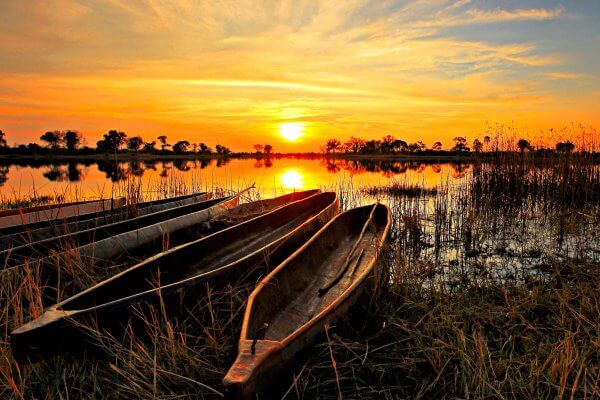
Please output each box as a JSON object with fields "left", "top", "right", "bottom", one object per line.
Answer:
{"left": 0, "top": 191, "right": 210, "bottom": 251}
{"left": 223, "top": 203, "right": 391, "bottom": 399}
{"left": 2, "top": 190, "right": 319, "bottom": 276}
{"left": 0, "top": 193, "right": 220, "bottom": 268}
{"left": 10, "top": 191, "right": 339, "bottom": 363}
{"left": 0, "top": 198, "right": 111, "bottom": 218}
{"left": 74, "top": 189, "right": 322, "bottom": 264}
{"left": 0, "top": 198, "right": 125, "bottom": 229}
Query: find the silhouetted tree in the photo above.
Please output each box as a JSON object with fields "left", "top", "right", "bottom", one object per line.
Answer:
{"left": 556, "top": 141, "right": 575, "bottom": 153}
{"left": 432, "top": 141, "right": 442, "bottom": 151}
{"left": 97, "top": 130, "right": 127, "bottom": 152}
{"left": 64, "top": 131, "right": 81, "bottom": 151}
{"left": 40, "top": 131, "right": 63, "bottom": 149}
{"left": 253, "top": 144, "right": 264, "bottom": 154}
{"left": 199, "top": 143, "right": 212, "bottom": 154}
{"left": 391, "top": 139, "right": 408, "bottom": 153}
{"left": 451, "top": 137, "right": 470, "bottom": 153}
{"left": 380, "top": 135, "right": 395, "bottom": 153}
{"left": 517, "top": 138, "right": 531, "bottom": 152}
{"left": 0, "top": 130, "right": 7, "bottom": 147}
{"left": 215, "top": 144, "right": 231, "bottom": 155}
{"left": 127, "top": 136, "right": 144, "bottom": 151}
{"left": 157, "top": 135, "right": 170, "bottom": 151}
{"left": 362, "top": 140, "right": 381, "bottom": 154}
{"left": 473, "top": 139, "right": 483, "bottom": 153}
{"left": 263, "top": 144, "right": 274, "bottom": 155}
{"left": 408, "top": 142, "right": 425, "bottom": 153}
{"left": 344, "top": 137, "right": 366, "bottom": 154}
{"left": 173, "top": 140, "right": 190, "bottom": 154}
{"left": 324, "top": 138, "right": 342, "bottom": 154}
{"left": 143, "top": 141, "right": 156, "bottom": 152}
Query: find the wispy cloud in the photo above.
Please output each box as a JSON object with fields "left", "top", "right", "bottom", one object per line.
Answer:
{"left": 545, "top": 72, "right": 584, "bottom": 80}
{"left": 0, "top": 0, "right": 596, "bottom": 150}
{"left": 414, "top": 5, "right": 564, "bottom": 27}
{"left": 465, "top": 6, "right": 564, "bottom": 23}
{"left": 163, "top": 79, "right": 375, "bottom": 96}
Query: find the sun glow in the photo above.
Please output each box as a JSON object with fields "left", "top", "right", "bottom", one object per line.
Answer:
{"left": 280, "top": 169, "right": 303, "bottom": 189}
{"left": 279, "top": 123, "right": 304, "bottom": 141}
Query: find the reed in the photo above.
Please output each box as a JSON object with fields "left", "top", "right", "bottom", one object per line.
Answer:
{"left": 361, "top": 178, "right": 438, "bottom": 198}
{"left": 0, "top": 153, "right": 598, "bottom": 399}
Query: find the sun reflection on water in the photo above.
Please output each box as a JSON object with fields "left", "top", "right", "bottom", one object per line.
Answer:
{"left": 280, "top": 169, "right": 303, "bottom": 189}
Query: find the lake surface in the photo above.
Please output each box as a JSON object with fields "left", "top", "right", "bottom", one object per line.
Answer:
{"left": 0, "top": 157, "right": 470, "bottom": 201}
{"left": 0, "top": 156, "right": 597, "bottom": 284}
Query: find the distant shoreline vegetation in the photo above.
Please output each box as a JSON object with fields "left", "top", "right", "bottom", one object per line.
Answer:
{"left": 0, "top": 128, "right": 597, "bottom": 160}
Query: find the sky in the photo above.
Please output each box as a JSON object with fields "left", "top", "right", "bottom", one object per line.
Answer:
{"left": 0, "top": 0, "right": 598, "bottom": 152}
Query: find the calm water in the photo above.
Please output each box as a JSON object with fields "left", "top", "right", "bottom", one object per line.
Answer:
{"left": 0, "top": 157, "right": 470, "bottom": 201}
{"left": 1, "top": 156, "right": 597, "bottom": 282}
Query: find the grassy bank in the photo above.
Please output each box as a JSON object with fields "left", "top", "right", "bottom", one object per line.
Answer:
{"left": 0, "top": 154, "right": 598, "bottom": 399}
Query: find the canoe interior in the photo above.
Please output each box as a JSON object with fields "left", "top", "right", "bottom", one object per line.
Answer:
{"left": 201, "top": 190, "right": 319, "bottom": 232}
{"left": 246, "top": 203, "right": 389, "bottom": 342}
{"left": 58, "top": 192, "right": 336, "bottom": 311}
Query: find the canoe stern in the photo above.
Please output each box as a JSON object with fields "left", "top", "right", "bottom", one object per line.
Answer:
{"left": 223, "top": 339, "right": 282, "bottom": 400}
{"left": 10, "top": 308, "right": 76, "bottom": 363}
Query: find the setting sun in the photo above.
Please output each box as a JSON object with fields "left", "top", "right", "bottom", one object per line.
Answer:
{"left": 279, "top": 123, "right": 304, "bottom": 141}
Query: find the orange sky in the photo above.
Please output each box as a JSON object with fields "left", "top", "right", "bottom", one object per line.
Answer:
{"left": 0, "top": 1, "right": 598, "bottom": 152}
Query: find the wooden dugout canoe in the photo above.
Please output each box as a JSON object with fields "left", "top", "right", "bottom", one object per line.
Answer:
{"left": 0, "top": 191, "right": 210, "bottom": 250}
{"left": 0, "top": 192, "right": 219, "bottom": 268}
{"left": 73, "top": 189, "right": 322, "bottom": 264}
{"left": 0, "top": 198, "right": 125, "bottom": 229}
{"left": 223, "top": 203, "right": 391, "bottom": 399}
{"left": 10, "top": 191, "right": 339, "bottom": 363}
{"left": 2, "top": 190, "right": 319, "bottom": 275}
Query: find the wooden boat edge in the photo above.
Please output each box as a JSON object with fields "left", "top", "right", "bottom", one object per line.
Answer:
{"left": 240, "top": 203, "right": 391, "bottom": 345}
{"left": 223, "top": 203, "right": 391, "bottom": 397}
{"left": 0, "top": 198, "right": 118, "bottom": 218}
{"left": 11, "top": 190, "right": 337, "bottom": 333}
{"left": 56, "top": 191, "right": 336, "bottom": 314}
{"left": 0, "top": 193, "right": 235, "bottom": 276}
{"left": 0, "top": 191, "right": 216, "bottom": 264}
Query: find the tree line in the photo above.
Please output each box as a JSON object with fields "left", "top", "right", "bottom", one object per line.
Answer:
{"left": 0, "top": 129, "right": 232, "bottom": 155}
{"left": 0, "top": 129, "right": 582, "bottom": 157}
{"left": 322, "top": 135, "right": 578, "bottom": 154}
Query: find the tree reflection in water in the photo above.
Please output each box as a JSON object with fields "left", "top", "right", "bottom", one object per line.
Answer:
{"left": 0, "top": 157, "right": 473, "bottom": 186}
{"left": 97, "top": 161, "right": 128, "bottom": 182}
{"left": 0, "top": 165, "right": 8, "bottom": 187}
{"left": 43, "top": 162, "right": 83, "bottom": 182}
